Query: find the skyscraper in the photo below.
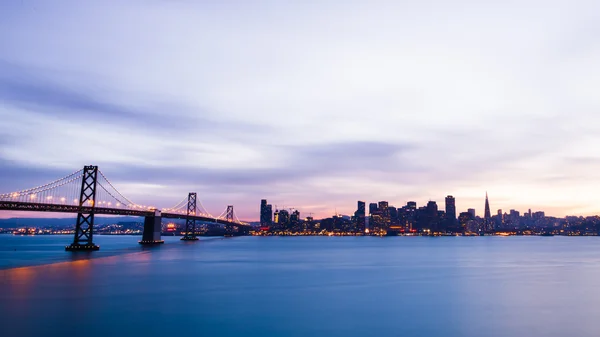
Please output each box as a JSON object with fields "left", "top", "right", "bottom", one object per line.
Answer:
{"left": 277, "top": 209, "right": 290, "bottom": 228}
{"left": 378, "top": 201, "right": 389, "bottom": 213}
{"left": 484, "top": 192, "right": 491, "bottom": 219}
{"left": 355, "top": 201, "right": 366, "bottom": 233}
{"left": 369, "top": 203, "right": 378, "bottom": 215}
{"left": 404, "top": 201, "right": 417, "bottom": 231}
{"left": 260, "top": 199, "right": 273, "bottom": 229}
{"left": 425, "top": 201, "right": 439, "bottom": 233}
{"left": 378, "top": 201, "right": 390, "bottom": 228}
{"left": 290, "top": 210, "right": 300, "bottom": 227}
{"left": 484, "top": 192, "right": 492, "bottom": 231}
{"left": 445, "top": 195, "right": 457, "bottom": 229}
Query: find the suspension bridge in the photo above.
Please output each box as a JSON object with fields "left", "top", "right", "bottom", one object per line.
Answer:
{"left": 0, "top": 165, "right": 250, "bottom": 251}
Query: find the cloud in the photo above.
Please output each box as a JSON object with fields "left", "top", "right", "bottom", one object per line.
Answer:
{"left": 0, "top": 60, "right": 270, "bottom": 137}
{"left": 1, "top": 1, "right": 600, "bottom": 219}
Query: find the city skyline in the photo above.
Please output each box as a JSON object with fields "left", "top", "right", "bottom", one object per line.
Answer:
{"left": 0, "top": 188, "right": 589, "bottom": 221}
{"left": 2, "top": 1, "right": 600, "bottom": 220}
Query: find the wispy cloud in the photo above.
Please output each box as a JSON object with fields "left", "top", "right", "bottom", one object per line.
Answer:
{"left": 1, "top": 1, "right": 600, "bottom": 219}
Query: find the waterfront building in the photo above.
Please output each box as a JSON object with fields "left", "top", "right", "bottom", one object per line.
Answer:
{"left": 369, "top": 203, "right": 378, "bottom": 215}
{"left": 355, "top": 201, "right": 366, "bottom": 233}
{"left": 290, "top": 210, "right": 300, "bottom": 227}
{"left": 378, "top": 201, "right": 391, "bottom": 228}
{"left": 260, "top": 199, "right": 273, "bottom": 229}
{"left": 445, "top": 195, "right": 457, "bottom": 229}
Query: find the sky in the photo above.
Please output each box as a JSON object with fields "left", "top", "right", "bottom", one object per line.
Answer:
{"left": 1, "top": 0, "right": 600, "bottom": 220}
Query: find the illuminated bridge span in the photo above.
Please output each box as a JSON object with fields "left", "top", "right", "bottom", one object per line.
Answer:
{"left": 0, "top": 165, "right": 249, "bottom": 251}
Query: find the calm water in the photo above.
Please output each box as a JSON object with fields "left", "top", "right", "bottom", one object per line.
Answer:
{"left": 2, "top": 235, "right": 600, "bottom": 337}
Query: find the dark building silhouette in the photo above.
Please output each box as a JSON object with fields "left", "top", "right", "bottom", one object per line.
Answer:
{"left": 496, "top": 209, "right": 504, "bottom": 228}
{"left": 290, "top": 210, "right": 300, "bottom": 227}
{"left": 369, "top": 203, "right": 378, "bottom": 215}
{"left": 279, "top": 209, "right": 290, "bottom": 227}
{"left": 404, "top": 201, "right": 417, "bottom": 231}
{"left": 389, "top": 206, "right": 398, "bottom": 225}
{"left": 321, "top": 217, "right": 335, "bottom": 231}
{"left": 370, "top": 211, "right": 384, "bottom": 232}
{"left": 260, "top": 199, "right": 273, "bottom": 229}
{"left": 484, "top": 192, "right": 492, "bottom": 231}
{"left": 468, "top": 208, "right": 476, "bottom": 218}
{"left": 415, "top": 206, "right": 427, "bottom": 231}
{"left": 458, "top": 211, "right": 473, "bottom": 232}
{"left": 354, "top": 201, "right": 366, "bottom": 233}
{"left": 423, "top": 201, "right": 439, "bottom": 233}
{"left": 273, "top": 209, "right": 290, "bottom": 229}
{"left": 378, "top": 201, "right": 390, "bottom": 228}
{"left": 445, "top": 195, "right": 457, "bottom": 229}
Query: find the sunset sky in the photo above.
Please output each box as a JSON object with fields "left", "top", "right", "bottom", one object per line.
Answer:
{"left": 1, "top": 1, "right": 600, "bottom": 220}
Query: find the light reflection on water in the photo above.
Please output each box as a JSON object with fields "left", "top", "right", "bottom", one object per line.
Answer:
{"left": 1, "top": 236, "right": 600, "bottom": 337}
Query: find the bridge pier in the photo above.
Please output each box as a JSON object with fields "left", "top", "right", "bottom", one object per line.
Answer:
{"left": 139, "top": 210, "right": 164, "bottom": 245}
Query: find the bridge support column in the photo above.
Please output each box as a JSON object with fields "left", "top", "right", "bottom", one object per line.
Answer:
{"left": 140, "top": 210, "right": 164, "bottom": 245}
{"left": 224, "top": 205, "right": 235, "bottom": 237}
{"left": 181, "top": 192, "right": 199, "bottom": 241}
{"left": 66, "top": 165, "right": 100, "bottom": 251}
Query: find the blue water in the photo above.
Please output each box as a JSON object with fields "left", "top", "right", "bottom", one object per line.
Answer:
{"left": 2, "top": 235, "right": 600, "bottom": 337}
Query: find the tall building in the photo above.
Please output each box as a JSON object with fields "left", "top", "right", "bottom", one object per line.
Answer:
{"left": 496, "top": 209, "right": 504, "bottom": 228}
{"left": 355, "top": 201, "right": 366, "bottom": 233}
{"left": 378, "top": 201, "right": 390, "bottom": 228}
{"left": 369, "top": 203, "right": 378, "bottom": 215}
{"left": 445, "top": 195, "right": 457, "bottom": 228}
{"left": 484, "top": 192, "right": 492, "bottom": 231}
{"left": 290, "top": 210, "right": 300, "bottom": 227}
{"left": 389, "top": 206, "right": 398, "bottom": 225}
{"left": 424, "top": 201, "right": 439, "bottom": 232}
{"left": 404, "top": 201, "right": 417, "bottom": 231}
{"left": 260, "top": 199, "right": 273, "bottom": 228}
{"left": 277, "top": 209, "right": 290, "bottom": 228}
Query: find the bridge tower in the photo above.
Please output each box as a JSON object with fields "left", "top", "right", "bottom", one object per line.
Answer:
{"left": 225, "top": 205, "right": 234, "bottom": 222}
{"left": 66, "top": 165, "right": 100, "bottom": 251}
{"left": 224, "top": 205, "right": 235, "bottom": 236}
{"left": 181, "top": 192, "right": 199, "bottom": 241}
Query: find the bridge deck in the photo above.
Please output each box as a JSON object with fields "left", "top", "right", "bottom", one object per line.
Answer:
{"left": 0, "top": 201, "right": 249, "bottom": 227}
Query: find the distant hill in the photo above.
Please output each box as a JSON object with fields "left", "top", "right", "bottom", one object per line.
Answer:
{"left": 0, "top": 216, "right": 143, "bottom": 228}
